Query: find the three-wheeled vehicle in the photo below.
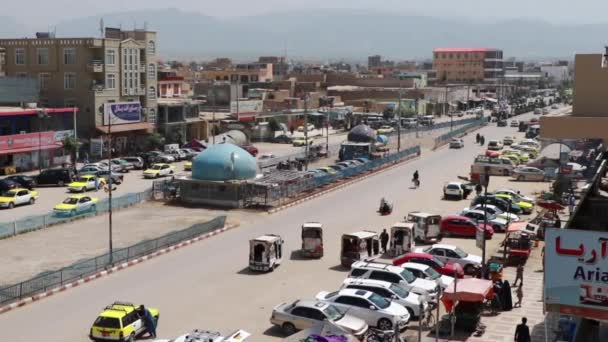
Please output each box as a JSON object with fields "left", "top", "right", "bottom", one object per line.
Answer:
{"left": 301, "top": 222, "right": 323, "bottom": 258}
{"left": 389, "top": 222, "right": 415, "bottom": 257}
{"left": 405, "top": 212, "right": 442, "bottom": 243}
{"left": 249, "top": 234, "right": 284, "bottom": 272}
{"left": 340, "top": 231, "right": 380, "bottom": 267}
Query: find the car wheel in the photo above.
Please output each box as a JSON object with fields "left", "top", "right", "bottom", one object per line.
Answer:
{"left": 406, "top": 308, "right": 415, "bottom": 320}
{"left": 29, "top": 198, "right": 35, "bottom": 205}
{"left": 126, "top": 333, "right": 135, "bottom": 342}
{"left": 464, "top": 264, "right": 476, "bottom": 275}
{"left": 8, "top": 202, "right": 14, "bottom": 209}
{"left": 282, "top": 322, "right": 296, "bottom": 335}
{"left": 443, "top": 230, "right": 451, "bottom": 237}
{"left": 377, "top": 318, "right": 393, "bottom": 330}
{"left": 90, "top": 205, "right": 96, "bottom": 212}
{"left": 170, "top": 170, "right": 174, "bottom": 174}
{"left": 503, "top": 169, "right": 510, "bottom": 176}
{"left": 58, "top": 180, "right": 65, "bottom": 186}
{"left": 70, "top": 209, "right": 76, "bottom": 216}
{"left": 81, "top": 187, "right": 86, "bottom": 192}
{"left": 517, "top": 175, "right": 524, "bottom": 181}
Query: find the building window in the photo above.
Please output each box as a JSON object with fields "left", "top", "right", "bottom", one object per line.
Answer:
{"left": 148, "top": 40, "right": 155, "bottom": 54}
{"left": 16, "top": 72, "right": 27, "bottom": 78}
{"left": 15, "top": 48, "right": 25, "bottom": 65}
{"left": 148, "top": 86, "right": 156, "bottom": 99}
{"left": 63, "top": 48, "right": 76, "bottom": 65}
{"left": 106, "top": 74, "right": 116, "bottom": 89}
{"left": 64, "top": 72, "right": 76, "bottom": 89}
{"left": 38, "top": 73, "right": 50, "bottom": 90}
{"left": 64, "top": 99, "right": 77, "bottom": 107}
{"left": 148, "top": 63, "right": 155, "bottom": 79}
{"left": 106, "top": 49, "right": 116, "bottom": 65}
{"left": 37, "top": 48, "right": 49, "bottom": 65}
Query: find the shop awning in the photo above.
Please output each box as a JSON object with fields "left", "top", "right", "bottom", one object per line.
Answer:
{"left": 96, "top": 122, "right": 154, "bottom": 134}
{"left": 441, "top": 278, "right": 494, "bottom": 312}
{"left": 0, "top": 144, "right": 62, "bottom": 156}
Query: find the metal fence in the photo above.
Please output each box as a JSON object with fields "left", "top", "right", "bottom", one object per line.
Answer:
{"left": 433, "top": 118, "right": 489, "bottom": 149}
{"left": 0, "top": 189, "right": 153, "bottom": 240}
{"left": 0, "top": 216, "right": 226, "bottom": 307}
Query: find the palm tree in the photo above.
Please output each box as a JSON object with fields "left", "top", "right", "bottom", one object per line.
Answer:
{"left": 62, "top": 136, "right": 79, "bottom": 171}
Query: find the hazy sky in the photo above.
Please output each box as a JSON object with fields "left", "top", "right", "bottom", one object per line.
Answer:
{"left": 5, "top": 0, "right": 606, "bottom": 26}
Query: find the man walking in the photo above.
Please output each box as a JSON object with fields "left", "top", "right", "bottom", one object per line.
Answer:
{"left": 568, "top": 193, "right": 576, "bottom": 216}
{"left": 514, "top": 284, "right": 523, "bottom": 308}
{"left": 380, "top": 229, "right": 389, "bottom": 254}
{"left": 513, "top": 263, "right": 524, "bottom": 286}
{"left": 514, "top": 317, "right": 531, "bottom": 342}
{"left": 139, "top": 305, "right": 157, "bottom": 338}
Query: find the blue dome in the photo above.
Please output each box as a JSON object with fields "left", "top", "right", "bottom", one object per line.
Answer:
{"left": 192, "top": 144, "right": 258, "bottom": 181}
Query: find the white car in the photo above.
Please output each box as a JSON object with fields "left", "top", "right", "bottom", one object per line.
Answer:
{"left": 342, "top": 278, "right": 428, "bottom": 319}
{"left": 153, "top": 329, "right": 251, "bottom": 342}
{"left": 443, "top": 182, "right": 467, "bottom": 200}
{"left": 400, "top": 262, "right": 454, "bottom": 289}
{"left": 449, "top": 138, "right": 464, "bottom": 149}
{"left": 503, "top": 136, "right": 515, "bottom": 145}
{"left": 315, "top": 289, "right": 410, "bottom": 331}
{"left": 349, "top": 261, "right": 439, "bottom": 301}
{"left": 0, "top": 188, "right": 38, "bottom": 209}
{"left": 460, "top": 209, "right": 509, "bottom": 232}
{"left": 487, "top": 140, "right": 503, "bottom": 151}
{"left": 259, "top": 153, "right": 276, "bottom": 160}
{"left": 270, "top": 300, "right": 368, "bottom": 336}
{"left": 414, "top": 244, "right": 482, "bottom": 275}
{"left": 468, "top": 204, "right": 521, "bottom": 222}
{"left": 377, "top": 125, "right": 395, "bottom": 134}
{"left": 519, "top": 139, "right": 540, "bottom": 149}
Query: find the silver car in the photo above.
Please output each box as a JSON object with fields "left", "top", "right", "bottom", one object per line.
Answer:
{"left": 270, "top": 299, "right": 368, "bottom": 336}
{"left": 512, "top": 166, "right": 547, "bottom": 181}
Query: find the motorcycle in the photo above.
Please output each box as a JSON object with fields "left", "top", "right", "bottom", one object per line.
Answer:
{"left": 366, "top": 328, "right": 402, "bottom": 342}
{"left": 378, "top": 200, "right": 393, "bottom": 216}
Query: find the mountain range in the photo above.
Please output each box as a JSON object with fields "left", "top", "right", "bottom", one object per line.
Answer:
{"left": 1, "top": 8, "right": 605, "bottom": 60}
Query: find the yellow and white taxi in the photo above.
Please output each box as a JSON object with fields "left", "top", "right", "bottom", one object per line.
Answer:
{"left": 89, "top": 302, "right": 159, "bottom": 342}
{"left": 54, "top": 194, "right": 98, "bottom": 216}
{"left": 143, "top": 163, "right": 174, "bottom": 179}
{"left": 184, "top": 161, "right": 192, "bottom": 171}
{"left": 0, "top": 188, "right": 38, "bottom": 209}
{"left": 68, "top": 175, "right": 106, "bottom": 193}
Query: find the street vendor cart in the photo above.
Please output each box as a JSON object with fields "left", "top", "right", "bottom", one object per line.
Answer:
{"left": 439, "top": 278, "right": 494, "bottom": 334}
{"left": 499, "top": 222, "right": 533, "bottom": 265}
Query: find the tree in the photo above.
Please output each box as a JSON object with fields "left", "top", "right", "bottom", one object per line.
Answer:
{"left": 267, "top": 118, "right": 281, "bottom": 132}
{"left": 144, "top": 133, "right": 165, "bottom": 150}
{"left": 62, "top": 136, "right": 79, "bottom": 170}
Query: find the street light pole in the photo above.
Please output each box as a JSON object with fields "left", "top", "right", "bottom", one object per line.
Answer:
{"left": 37, "top": 109, "right": 48, "bottom": 173}
{"left": 107, "top": 113, "right": 114, "bottom": 265}
{"left": 211, "top": 85, "right": 216, "bottom": 144}
{"left": 304, "top": 95, "right": 309, "bottom": 171}
{"left": 397, "top": 77, "right": 402, "bottom": 152}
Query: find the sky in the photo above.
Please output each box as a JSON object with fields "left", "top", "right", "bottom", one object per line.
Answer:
{"left": 4, "top": 0, "right": 607, "bottom": 26}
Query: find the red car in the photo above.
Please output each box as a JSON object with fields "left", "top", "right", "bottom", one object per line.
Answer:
{"left": 485, "top": 150, "right": 499, "bottom": 158}
{"left": 242, "top": 145, "right": 259, "bottom": 157}
{"left": 393, "top": 252, "right": 464, "bottom": 278}
{"left": 440, "top": 215, "right": 493, "bottom": 239}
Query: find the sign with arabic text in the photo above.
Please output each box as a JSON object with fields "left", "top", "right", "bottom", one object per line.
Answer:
{"left": 103, "top": 102, "right": 141, "bottom": 125}
{"left": 545, "top": 228, "right": 608, "bottom": 320}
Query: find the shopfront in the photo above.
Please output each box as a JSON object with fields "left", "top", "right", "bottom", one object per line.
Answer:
{"left": 0, "top": 130, "right": 73, "bottom": 174}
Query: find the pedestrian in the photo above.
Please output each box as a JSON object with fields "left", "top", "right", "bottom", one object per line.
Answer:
{"left": 555, "top": 215, "right": 561, "bottom": 229}
{"left": 514, "top": 317, "right": 531, "bottom": 342}
{"left": 568, "top": 193, "right": 576, "bottom": 216}
{"left": 139, "top": 305, "right": 157, "bottom": 338}
{"left": 475, "top": 183, "right": 483, "bottom": 196}
{"left": 513, "top": 263, "right": 524, "bottom": 286}
{"left": 94, "top": 176, "right": 99, "bottom": 192}
{"left": 380, "top": 229, "right": 389, "bottom": 254}
{"left": 476, "top": 133, "right": 480, "bottom": 144}
{"left": 515, "top": 284, "right": 523, "bottom": 307}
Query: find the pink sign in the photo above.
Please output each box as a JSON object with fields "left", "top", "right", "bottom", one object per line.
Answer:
{"left": 0, "top": 131, "right": 58, "bottom": 151}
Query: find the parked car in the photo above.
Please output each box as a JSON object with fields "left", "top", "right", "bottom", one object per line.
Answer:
{"left": 342, "top": 278, "right": 428, "bottom": 319}
{"left": 449, "top": 138, "right": 464, "bottom": 149}
{"left": 414, "top": 244, "right": 482, "bottom": 275}
{"left": 443, "top": 182, "right": 471, "bottom": 200}
{"left": 89, "top": 302, "right": 159, "bottom": 342}
{"left": 551, "top": 104, "right": 559, "bottom": 109}
{"left": 53, "top": 195, "right": 98, "bottom": 216}
{"left": 0, "top": 188, "right": 38, "bottom": 209}
{"left": 467, "top": 204, "right": 521, "bottom": 222}
{"left": 494, "top": 193, "right": 534, "bottom": 214}
{"left": 167, "top": 149, "right": 187, "bottom": 161}
{"left": 471, "top": 195, "right": 524, "bottom": 214}
{"left": 392, "top": 252, "right": 464, "bottom": 278}
{"left": 243, "top": 145, "right": 259, "bottom": 157}
{"left": 328, "top": 164, "right": 348, "bottom": 172}
{"left": 400, "top": 262, "right": 454, "bottom": 289}
{"left": 487, "top": 140, "right": 503, "bottom": 151}
{"left": 439, "top": 215, "right": 494, "bottom": 239}
{"left": 179, "top": 148, "right": 199, "bottom": 160}
{"left": 272, "top": 135, "right": 294, "bottom": 144}
{"left": 297, "top": 124, "right": 315, "bottom": 132}
{"left": 503, "top": 136, "right": 515, "bottom": 145}
{"left": 92, "top": 170, "right": 124, "bottom": 185}
{"left": 121, "top": 156, "right": 145, "bottom": 170}
{"left": 146, "top": 151, "right": 175, "bottom": 163}
{"left": 512, "top": 166, "right": 547, "bottom": 182}
{"left": 293, "top": 138, "right": 313, "bottom": 147}
{"left": 36, "top": 168, "right": 75, "bottom": 186}
{"left": 497, "top": 119, "right": 507, "bottom": 127}
{"left": 460, "top": 209, "right": 509, "bottom": 232}
{"left": 377, "top": 125, "right": 395, "bottom": 134}
{"left": 533, "top": 108, "right": 542, "bottom": 115}
{"left": 315, "top": 289, "right": 410, "bottom": 331}
{"left": 510, "top": 120, "right": 519, "bottom": 127}
{"left": 270, "top": 299, "right": 368, "bottom": 337}
{"left": 68, "top": 175, "right": 106, "bottom": 192}
{"left": 542, "top": 108, "right": 550, "bottom": 115}
{"left": 5, "top": 175, "right": 36, "bottom": 189}
{"left": 143, "top": 163, "right": 175, "bottom": 178}
{"left": 316, "top": 167, "right": 337, "bottom": 175}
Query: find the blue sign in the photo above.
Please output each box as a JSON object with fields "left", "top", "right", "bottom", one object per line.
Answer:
{"left": 103, "top": 102, "right": 141, "bottom": 125}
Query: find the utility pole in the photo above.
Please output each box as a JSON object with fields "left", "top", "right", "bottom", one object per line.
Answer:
{"left": 446, "top": 85, "right": 453, "bottom": 131}
{"left": 326, "top": 102, "right": 332, "bottom": 156}
{"left": 304, "top": 94, "right": 309, "bottom": 171}
{"left": 211, "top": 85, "right": 216, "bottom": 144}
{"left": 73, "top": 107, "right": 78, "bottom": 166}
{"left": 397, "top": 76, "right": 402, "bottom": 152}
{"left": 107, "top": 112, "right": 114, "bottom": 265}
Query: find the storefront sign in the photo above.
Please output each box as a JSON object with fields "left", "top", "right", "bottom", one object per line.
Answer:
{"left": 545, "top": 228, "right": 608, "bottom": 320}
{"left": 103, "top": 102, "right": 141, "bottom": 125}
{"left": 230, "top": 100, "right": 262, "bottom": 121}
{"left": 0, "top": 131, "right": 57, "bottom": 151}
{"left": 54, "top": 130, "right": 74, "bottom": 142}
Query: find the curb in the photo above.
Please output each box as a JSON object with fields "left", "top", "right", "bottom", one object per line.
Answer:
{"left": 431, "top": 123, "right": 487, "bottom": 151}
{"left": 0, "top": 223, "right": 239, "bottom": 315}
{"left": 268, "top": 152, "right": 420, "bottom": 214}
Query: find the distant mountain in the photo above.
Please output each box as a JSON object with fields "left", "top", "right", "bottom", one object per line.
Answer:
{"left": 0, "top": 8, "right": 605, "bottom": 60}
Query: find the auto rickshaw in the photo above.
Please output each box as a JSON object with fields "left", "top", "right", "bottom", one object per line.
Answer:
{"left": 249, "top": 234, "right": 284, "bottom": 272}
{"left": 406, "top": 211, "right": 442, "bottom": 243}
{"left": 389, "top": 222, "right": 415, "bottom": 257}
{"left": 340, "top": 231, "right": 380, "bottom": 267}
{"left": 301, "top": 222, "right": 323, "bottom": 258}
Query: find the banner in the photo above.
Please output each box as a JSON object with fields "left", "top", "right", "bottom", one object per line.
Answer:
{"left": 0, "top": 131, "right": 57, "bottom": 151}
{"left": 103, "top": 102, "right": 141, "bottom": 125}
{"left": 230, "top": 100, "right": 262, "bottom": 121}
{"left": 545, "top": 228, "right": 608, "bottom": 320}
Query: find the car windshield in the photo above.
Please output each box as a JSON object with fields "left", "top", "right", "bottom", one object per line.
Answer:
{"left": 400, "top": 269, "right": 416, "bottom": 283}
{"left": 151, "top": 165, "right": 162, "bottom": 170}
{"left": 453, "top": 247, "right": 468, "bottom": 258}
{"left": 76, "top": 177, "right": 89, "bottom": 182}
{"left": 368, "top": 293, "right": 390, "bottom": 309}
{"left": 425, "top": 267, "right": 441, "bottom": 280}
{"left": 323, "top": 305, "right": 345, "bottom": 321}
{"left": 62, "top": 198, "right": 78, "bottom": 205}
{"left": 389, "top": 284, "right": 410, "bottom": 298}
{"left": 93, "top": 316, "right": 121, "bottom": 329}
{"left": 447, "top": 184, "right": 459, "bottom": 189}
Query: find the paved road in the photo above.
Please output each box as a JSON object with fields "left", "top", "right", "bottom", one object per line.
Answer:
{"left": 0, "top": 110, "right": 551, "bottom": 341}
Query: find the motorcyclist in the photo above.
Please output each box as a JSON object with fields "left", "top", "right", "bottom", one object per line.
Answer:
{"left": 412, "top": 170, "right": 420, "bottom": 187}
{"left": 379, "top": 198, "right": 391, "bottom": 213}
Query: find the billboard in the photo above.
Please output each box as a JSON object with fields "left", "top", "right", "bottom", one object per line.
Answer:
{"left": 0, "top": 131, "right": 57, "bottom": 151}
{"left": 103, "top": 102, "right": 141, "bottom": 125}
{"left": 545, "top": 228, "right": 608, "bottom": 320}
{"left": 230, "top": 100, "right": 262, "bottom": 121}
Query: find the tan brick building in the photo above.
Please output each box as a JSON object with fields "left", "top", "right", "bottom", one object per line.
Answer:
{"left": 432, "top": 48, "right": 504, "bottom": 83}
{"left": 0, "top": 28, "right": 158, "bottom": 151}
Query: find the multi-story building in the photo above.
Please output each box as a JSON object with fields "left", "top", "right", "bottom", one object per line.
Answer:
{"left": 258, "top": 56, "right": 288, "bottom": 79}
{"left": 199, "top": 63, "right": 273, "bottom": 84}
{"left": 368, "top": 55, "right": 382, "bottom": 69}
{"left": 0, "top": 28, "right": 158, "bottom": 153}
{"left": 432, "top": 48, "right": 504, "bottom": 83}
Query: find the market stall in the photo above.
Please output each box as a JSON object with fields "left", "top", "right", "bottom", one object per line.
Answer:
{"left": 440, "top": 278, "right": 494, "bottom": 333}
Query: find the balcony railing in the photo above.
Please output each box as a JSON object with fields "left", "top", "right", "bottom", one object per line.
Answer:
{"left": 87, "top": 60, "right": 104, "bottom": 73}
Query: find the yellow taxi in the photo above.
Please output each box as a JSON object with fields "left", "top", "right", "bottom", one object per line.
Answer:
{"left": 68, "top": 174, "right": 106, "bottom": 193}
{"left": 89, "top": 302, "right": 159, "bottom": 342}
{"left": 0, "top": 188, "right": 38, "bottom": 209}
{"left": 184, "top": 161, "right": 192, "bottom": 171}
{"left": 53, "top": 194, "right": 98, "bottom": 216}
{"left": 143, "top": 163, "right": 175, "bottom": 179}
